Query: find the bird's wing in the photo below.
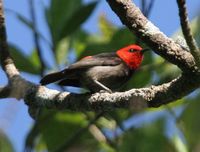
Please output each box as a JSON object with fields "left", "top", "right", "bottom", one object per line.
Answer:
{"left": 40, "top": 53, "right": 121, "bottom": 85}
{"left": 68, "top": 52, "right": 122, "bottom": 70}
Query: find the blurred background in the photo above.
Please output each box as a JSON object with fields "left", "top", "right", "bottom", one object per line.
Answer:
{"left": 0, "top": 0, "right": 200, "bottom": 151}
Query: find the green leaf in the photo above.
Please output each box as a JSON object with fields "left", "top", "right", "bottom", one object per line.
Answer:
{"left": 28, "top": 49, "right": 41, "bottom": 71}
{"left": 78, "top": 28, "right": 138, "bottom": 59}
{"left": 153, "top": 56, "right": 180, "bottom": 84}
{"left": 55, "top": 37, "right": 70, "bottom": 64}
{"left": 109, "top": 28, "right": 138, "bottom": 48}
{"left": 25, "top": 123, "right": 40, "bottom": 151}
{"left": 72, "top": 29, "right": 91, "bottom": 57}
{"left": 98, "top": 14, "right": 116, "bottom": 41}
{"left": 98, "top": 142, "right": 116, "bottom": 152}
{"left": 45, "top": 0, "right": 82, "bottom": 44}
{"left": 180, "top": 96, "right": 200, "bottom": 150}
{"left": 59, "top": 1, "right": 98, "bottom": 41}
{"left": 78, "top": 43, "right": 113, "bottom": 59}
{"left": 36, "top": 111, "right": 98, "bottom": 151}
{"left": 9, "top": 44, "right": 40, "bottom": 74}
{"left": 35, "top": 136, "right": 47, "bottom": 152}
{"left": 0, "top": 131, "right": 14, "bottom": 152}
{"left": 72, "top": 14, "right": 116, "bottom": 57}
{"left": 45, "top": 1, "right": 97, "bottom": 64}
{"left": 119, "top": 118, "right": 176, "bottom": 152}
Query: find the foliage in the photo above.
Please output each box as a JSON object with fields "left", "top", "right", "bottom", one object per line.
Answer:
{"left": 1, "top": 0, "right": 200, "bottom": 151}
{"left": 0, "top": 131, "right": 14, "bottom": 152}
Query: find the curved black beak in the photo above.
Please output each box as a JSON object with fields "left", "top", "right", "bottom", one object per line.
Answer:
{"left": 141, "top": 48, "right": 150, "bottom": 54}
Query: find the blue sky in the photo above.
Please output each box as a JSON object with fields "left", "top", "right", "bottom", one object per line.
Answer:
{"left": 0, "top": 0, "right": 200, "bottom": 151}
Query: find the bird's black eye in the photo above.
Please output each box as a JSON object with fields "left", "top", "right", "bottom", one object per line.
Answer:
{"left": 129, "top": 48, "right": 136, "bottom": 53}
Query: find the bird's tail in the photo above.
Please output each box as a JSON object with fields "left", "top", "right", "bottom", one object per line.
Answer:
{"left": 40, "top": 71, "right": 65, "bottom": 85}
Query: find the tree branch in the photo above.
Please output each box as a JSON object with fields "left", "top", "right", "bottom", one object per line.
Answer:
{"left": 0, "top": 0, "right": 34, "bottom": 100}
{"left": 0, "top": 0, "right": 19, "bottom": 78}
{"left": 0, "top": 86, "right": 10, "bottom": 98}
{"left": 106, "top": 0, "right": 197, "bottom": 73}
{"left": 176, "top": 0, "right": 200, "bottom": 68}
{"left": 23, "top": 73, "right": 199, "bottom": 110}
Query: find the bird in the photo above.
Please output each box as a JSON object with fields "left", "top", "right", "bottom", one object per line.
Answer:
{"left": 40, "top": 44, "right": 148, "bottom": 93}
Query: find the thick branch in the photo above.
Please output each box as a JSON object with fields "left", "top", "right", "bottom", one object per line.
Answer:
{"left": 0, "top": 76, "right": 34, "bottom": 100}
{"left": 0, "top": 85, "right": 10, "bottom": 98}
{"left": 0, "top": 0, "right": 34, "bottom": 100}
{"left": 106, "top": 0, "right": 197, "bottom": 72}
{"left": 0, "top": 0, "right": 11, "bottom": 68}
{"left": 24, "top": 73, "right": 200, "bottom": 110}
{"left": 176, "top": 0, "right": 200, "bottom": 67}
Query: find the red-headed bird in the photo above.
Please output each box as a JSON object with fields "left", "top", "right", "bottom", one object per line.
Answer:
{"left": 40, "top": 44, "right": 148, "bottom": 92}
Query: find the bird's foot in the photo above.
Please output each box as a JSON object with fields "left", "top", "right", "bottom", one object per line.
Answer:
{"left": 94, "top": 80, "right": 113, "bottom": 93}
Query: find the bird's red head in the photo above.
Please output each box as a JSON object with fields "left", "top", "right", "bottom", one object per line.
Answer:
{"left": 116, "top": 44, "right": 144, "bottom": 70}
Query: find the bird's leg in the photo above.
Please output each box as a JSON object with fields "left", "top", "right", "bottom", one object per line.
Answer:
{"left": 93, "top": 80, "right": 112, "bottom": 93}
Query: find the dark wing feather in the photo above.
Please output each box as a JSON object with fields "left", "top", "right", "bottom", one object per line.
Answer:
{"left": 40, "top": 71, "right": 65, "bottom": 85}
{"left": 58, "top": 78, "right": 80, "bottom": 87}
{"left": 68, "top": 52, "right": 121, "bottom": 70}
{"left": 40, "top": 52, "right": 121, "bottom": 85}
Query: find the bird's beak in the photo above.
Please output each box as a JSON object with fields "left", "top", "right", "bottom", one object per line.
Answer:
{"left": 141, "top": 48, "right": 150, "bottom": 54}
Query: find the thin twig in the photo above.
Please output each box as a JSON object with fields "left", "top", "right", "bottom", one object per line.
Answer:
{"left": 141, "top": 0, "right": 155, "bottom": 18}
{"left": 165, "top": 105, "right": 188, "bottom": 149}
{"left": 85, "top": 112, "right": 117, "bottom": 148}
{"left": 89, "top": 124, "right": 117, "bottom": 149}
{"left": 29, "top": 0, "right": 46, "bottom": 76}
{"left": 176, "top": 0, "right": 200, "bottom": 67}
{"left": 146, "top": 0, "right": 155, "bottom": 18}
{"left": 141, "top": 0, "right": 146, "bottom": 15}
{"left": 138, "top": 0, "right": 155, "bottom": 44}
